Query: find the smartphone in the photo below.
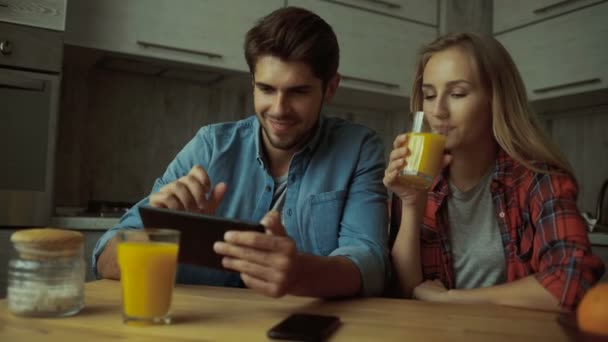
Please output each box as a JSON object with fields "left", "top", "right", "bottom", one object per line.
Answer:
{"left": 267, "top": 313, "right": 341, "bottom": 341}
{"left": 139, "top": 206, "right": 265, "bottom": 270}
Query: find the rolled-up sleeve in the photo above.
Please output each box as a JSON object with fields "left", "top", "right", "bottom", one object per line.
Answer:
{"left": 531, "top": 173, "right": 605, "bottom": 311}
{"left": 330, "top": 133, "right": 389, "bottom": 296}
{"left": 92, "top": 128, "right": 212, "bottom": 278}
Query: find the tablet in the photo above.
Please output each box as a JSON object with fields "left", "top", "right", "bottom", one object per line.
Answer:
{"left": 139, "top": 206, "right": 265, "bottom": 270}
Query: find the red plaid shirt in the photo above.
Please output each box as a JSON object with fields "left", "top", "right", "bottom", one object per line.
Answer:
{"left": 390, "top": 149, "right": 605, "bottom": 311}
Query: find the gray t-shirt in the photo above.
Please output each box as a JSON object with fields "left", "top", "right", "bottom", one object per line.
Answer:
{"left": 448, "top": 170, "right": 507, "bottom": 289}
{"left": 270, "top": 174, "right": 288, "bottom": 212}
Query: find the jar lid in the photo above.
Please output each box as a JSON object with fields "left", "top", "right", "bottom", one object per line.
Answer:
{"left": 11, "top": 228, "right": 84, "bottom": 259}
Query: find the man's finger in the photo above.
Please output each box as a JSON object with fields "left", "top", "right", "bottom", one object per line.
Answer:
{"left": 169, "top": 181, "right": 198, "bottom": 211}
{"left": 207, "top": 182, "right": 227, "bottom": 212}
{"left": 150, "top": 191, "right": 183, "bottom": 211}
{"left": 240, "top": 273, "right": 285, "bottom": 298}
{"left": 221, "top": 231, "right": 293, "bottom": 253}
{"left": 260, "top": 211, "right": 287, "bottom": 236}
{"left": 188, "top": 165, "right": 212, "bottom": 193}
{"left": 181, "top": 174, "right": 207, "bottom": 209}
{"left": 221, "top": 256, "right": 284, "bottom": 283}
{"left": 213, "top": 241, "right": 274, "bottom": 265}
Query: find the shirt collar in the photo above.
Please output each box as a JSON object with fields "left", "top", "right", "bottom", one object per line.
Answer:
{"left": 430, "top": 148, "right": 516, "bottom": 198}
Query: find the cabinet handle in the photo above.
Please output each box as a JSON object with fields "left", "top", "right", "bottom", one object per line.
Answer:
{"left": 341, "top": 75, "right": 400, "bottom": 89}
{"left": 327, "top": 0, "right": 402, "bottom": 9}
{"left": 359, "top": 0, "right": 402, "bottom": 9}
{"left": 136, "top": 40, "right": 223, "bottom": 60}
{"left": 533, "top": 78, "right": 601, "bottom": 94}
{"left": 0, "top": 40, "right": 12, "bottom": 55}
{"left": 0, "top": 72, "right": 45, "bottom": 91}
{"left": 533, "top": 0, "right": 584, "bottom": 14}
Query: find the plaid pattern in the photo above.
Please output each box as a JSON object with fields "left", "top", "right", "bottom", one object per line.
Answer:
{"left": 390, "top": 149, "right": 605, "bottom": 311}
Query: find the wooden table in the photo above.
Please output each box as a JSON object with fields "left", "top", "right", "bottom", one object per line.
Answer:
{"left": 0, "top": 280, "right": 581, "bottom": 341}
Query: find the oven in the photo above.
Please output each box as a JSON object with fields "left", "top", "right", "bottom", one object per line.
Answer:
{"left": 0, "top": 21, "right": 63, "bottom": 226}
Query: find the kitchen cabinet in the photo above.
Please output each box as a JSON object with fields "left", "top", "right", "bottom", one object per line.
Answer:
{"left": 496, "top": 2, "right": 608, "bottom": 101}
{"left": 0, "top": 0, "right": 66, "bottom": 31}
{"left": 324, "top": 0, "right": 437, "bottom": 25}
{"left": 289, "top": 0, "right": 436, "bottom": 98}
{"left": 493, "top": 0, "right": 604, "bottom": 34}
{"left": 65, "top": 0, "right": 283, "bottom": 73}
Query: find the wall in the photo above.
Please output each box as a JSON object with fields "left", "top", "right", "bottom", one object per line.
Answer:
{"left": 55, "top": 47, "right": 407, "bottom": 207}
{"left": 541, "top": 105, "right": 608, "bottom": 215}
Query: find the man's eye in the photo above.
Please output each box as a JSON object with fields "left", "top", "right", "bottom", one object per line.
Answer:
{"left": 259, "top": 87, "right": 273, "bottom": 94}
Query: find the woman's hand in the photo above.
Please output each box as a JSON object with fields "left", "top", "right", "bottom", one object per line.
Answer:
{"left": 413, "top": 279, "right": 450, "bottom": 302}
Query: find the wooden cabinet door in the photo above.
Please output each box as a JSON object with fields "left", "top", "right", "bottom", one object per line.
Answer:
{"left": 136, "top": 0, "right": 283, "bottom": 72}
{"left": 326, "top": 0, "right": 437, "bottom": 25}
{"left": 290, "top": 0, "right": 436, "bottom": 97}
{"left": 493, "top": 0, "right": 603, "bottom": 34}
{"left": 65, "top": 0, "right": 283, "bottom": 72}
{"left": 0, "top": 0, "right": 67, "bottom": 31}
{"left": 497, "top": 2, "right": 608, "bottom": 101}
{"left": 65, "top": 0, "right": 144, "bottom": 55}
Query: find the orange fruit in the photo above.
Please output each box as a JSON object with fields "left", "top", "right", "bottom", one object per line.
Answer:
{"left": 577, "top": 283, "right": 608, "bottom": 336}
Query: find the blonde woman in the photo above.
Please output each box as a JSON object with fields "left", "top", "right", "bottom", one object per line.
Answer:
{"left": 385, "top": 32, "right": 604, "bottom": 312}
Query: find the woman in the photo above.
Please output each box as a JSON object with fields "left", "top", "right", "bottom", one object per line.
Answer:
{"left": 385, "top": 32, "right": 604, "bottom": 312}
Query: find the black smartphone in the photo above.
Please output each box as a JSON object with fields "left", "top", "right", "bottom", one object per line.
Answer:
{"left": 139, "top": 206, "right": 265, "bottom": 270}
{"left": 267, "top": 313, "right": 341, "bottom": 341}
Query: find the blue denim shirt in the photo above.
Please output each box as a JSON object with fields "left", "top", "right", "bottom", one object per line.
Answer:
{"left": 93, "top": 115, "right": 389, "bottom": 296}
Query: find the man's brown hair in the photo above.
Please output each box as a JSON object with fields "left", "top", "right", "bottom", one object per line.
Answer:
{"left": 244, "top": 7, "right": 339, "bottom": 86}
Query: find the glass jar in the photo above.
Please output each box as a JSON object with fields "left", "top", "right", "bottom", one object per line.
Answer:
{"left": 7, "top": 228, "right": 86, "bottom": 317}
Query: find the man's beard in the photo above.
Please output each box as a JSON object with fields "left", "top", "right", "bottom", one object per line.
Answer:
{"left": 260, "top": 103, "right": 323, "bottom": 151}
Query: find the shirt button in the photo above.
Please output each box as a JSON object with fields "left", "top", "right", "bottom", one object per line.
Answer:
{"left": 499, "top": 212, "right": 505, "bottom": 218}
{"left": 290, "top": 175, "right": 296, "bottom": 182}
{"left": 287, "top": 208, "right": 293, "bottom": 216}
{"left": 265, "top": 186, "right": 271, "bottom": 192}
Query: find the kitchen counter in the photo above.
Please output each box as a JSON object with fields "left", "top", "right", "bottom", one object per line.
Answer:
{"left": 50, "top": 216, "right": 119, "bottom": 231}
{"left": 589, "top": 232, "right": 608, "bottom": 246}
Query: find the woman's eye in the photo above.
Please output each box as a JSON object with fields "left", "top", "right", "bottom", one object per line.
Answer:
{"left": 451, "top": 93, "right": 466, "bottom": 98}
{"left": 424, "top": 95, "right": 436, "bottom": 100}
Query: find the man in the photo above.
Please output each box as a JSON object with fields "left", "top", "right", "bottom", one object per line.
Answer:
{"left": 94, "top": 6, "right": 388, "bottom": 298}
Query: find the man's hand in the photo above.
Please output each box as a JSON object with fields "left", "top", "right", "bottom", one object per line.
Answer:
{"left": 150, "top": 165, "right": 227, "bottom": 214}
{"left": 213, "top": 211, "right": 299, "bottom": 298}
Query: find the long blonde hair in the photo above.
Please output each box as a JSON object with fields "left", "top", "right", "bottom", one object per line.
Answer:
{"left": 410, "top": 32, "right": 573, "bottom": 176}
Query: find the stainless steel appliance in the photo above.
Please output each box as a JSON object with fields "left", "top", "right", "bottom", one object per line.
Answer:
{"left": 0, "top": 21, "right": 63, "bottom": 226}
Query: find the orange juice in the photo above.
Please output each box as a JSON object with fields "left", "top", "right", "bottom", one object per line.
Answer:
{"left": 117, "top": 242, "right": 178, "bottom": 319}
{"left": 399, "top": 132, "right": 446, "bottom": 189}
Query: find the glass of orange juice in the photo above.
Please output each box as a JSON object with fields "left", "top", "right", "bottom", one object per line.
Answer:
{"left": 399, "top": 111, "right": 447, "bottom": 189}
{"left": 117, "top": 229, "right": 180, "bottom": 325}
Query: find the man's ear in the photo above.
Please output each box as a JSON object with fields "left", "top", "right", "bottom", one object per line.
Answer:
{"left": 323, "top": 73, "right": 341, "bottom": 102}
